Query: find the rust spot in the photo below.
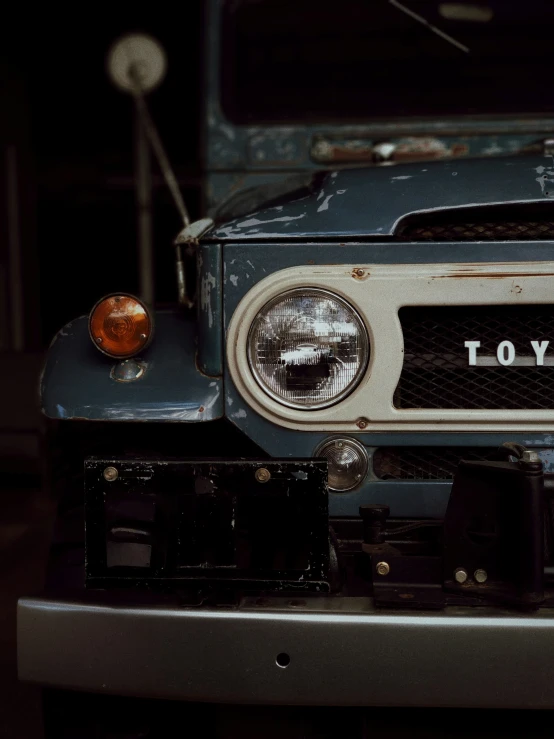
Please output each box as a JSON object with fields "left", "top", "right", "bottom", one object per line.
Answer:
{"left": 287, "top": 599, "right": 307, "bottom": 607}
{"left": 451, "top": 143, "right": 469, "bottom": 156}
{"left": 198, "top": 406, "right": 205, "bottom": 413}
{"left": 394, "top": 138, "right": 469, "bottom": 163}
{"left": 307, "top": 259, "right": 315, "bottom": 264}
{"left": 399, "top": 593, "right": 415, "bottom": 600}
{"left": 311, "top": 136, "right": 469, "bottom": 164}
{"left": 434, "top": 272, "right": 554, "bottom": 279}
{"left": 352, "top": 268, "right": 366, "bottom": 279}
{"left": 311, "top": 139, "right": 373, "bottom": 163}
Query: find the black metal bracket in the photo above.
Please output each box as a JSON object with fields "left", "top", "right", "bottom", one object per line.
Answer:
{"left": 443, "top": 453, "right": 544, "bottom": 606}
{"left": 364, "top": 448, "right": 546, "bottom": 609}
{"left": 85, "top": 458, "right": 329, "bottom": 594}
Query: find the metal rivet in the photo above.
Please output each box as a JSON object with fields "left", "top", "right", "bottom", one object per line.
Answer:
{"left": 140, "top": 333, "right": 147, "bottom": 340}
{"left": 103, "top": 466, "right": 118, "bottom": 482}
{"left": 376, "top": 561, "right": 390, "bottom": 576}
{"left": 96, "top": 337, "right": 103, "bottom": 343}
{"left": 255, "top": 468, "right": 271, "bottom": 483}
{"left": 474, "top": 568, "right": 488, "bottom": 584}
{"left": 356, "top": 418, "right": 368, "bottom": 430}
{"left": 454, "top": 567, "right": 468, "bottom": 584}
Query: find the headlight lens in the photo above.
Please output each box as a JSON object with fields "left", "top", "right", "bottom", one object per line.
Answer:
{"left": 247, "top": 288, "right": 369, "bottom": 409}
{"left": 316, "top": 437, "right": 369, "bottom": 492}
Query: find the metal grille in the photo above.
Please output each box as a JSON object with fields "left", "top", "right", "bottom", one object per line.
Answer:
{"left": 396, "top": 204, "right": 554, "bottom": 242}
{"left": 399, "top": 221, "right": 554, "bottom": 241}
{"left": 373, "top": 447, "right": 499, "bottom": 480}
{"left": 395, "top": 305, "right": 554, "bottom": 409}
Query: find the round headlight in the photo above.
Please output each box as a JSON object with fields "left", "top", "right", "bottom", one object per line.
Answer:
{"left": 316, "top": 437, "right": 369, "bottom": 492}
{"left": 247, "top": 288, "right": 369, "bottom": 409}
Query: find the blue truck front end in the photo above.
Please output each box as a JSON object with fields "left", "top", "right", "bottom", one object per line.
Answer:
{"left": 18, "top": 154, "right": 554, "bottom": 708}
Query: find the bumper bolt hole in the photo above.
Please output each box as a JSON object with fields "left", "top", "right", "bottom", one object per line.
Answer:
{"left": 276, "top": 652, "right": 290, "bottom": 668}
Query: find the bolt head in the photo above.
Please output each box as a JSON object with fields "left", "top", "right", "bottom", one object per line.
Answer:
{"left": 255, "top": 467, "right": 271, "bottom": 483}
{"left": 376, "top": 561, "right": 390, "bottom": 576}
{"left": 521, "top": 450, "right": 540, "bottom": 464}
{"left": 103, "top": 466, "right": 118, "bottom": 482}
{"left": 454, "top": 567, "right": 468, "bottom": 584}
{"left": 474, "top": 568, "right": 488, "bottom": 584}
{"left": 356, "top": 418, "right": 368, "bottom": 430}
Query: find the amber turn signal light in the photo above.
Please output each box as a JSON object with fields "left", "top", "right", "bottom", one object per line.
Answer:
{"left": 89, "top": 294, "right": 153, "bottom": 358}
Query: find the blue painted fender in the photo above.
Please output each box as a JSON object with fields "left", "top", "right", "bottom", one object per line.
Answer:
{"left": 41, "top": 310, "right": 223, "bottom": 422}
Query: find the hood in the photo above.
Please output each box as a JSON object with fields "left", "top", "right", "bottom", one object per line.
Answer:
{"left": 208, "top": 155, "right": 554, "bottom": 241}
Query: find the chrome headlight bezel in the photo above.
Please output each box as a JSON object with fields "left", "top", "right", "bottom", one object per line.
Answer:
{"left": 246, "top": 287, "right": 370, "bottom": 410}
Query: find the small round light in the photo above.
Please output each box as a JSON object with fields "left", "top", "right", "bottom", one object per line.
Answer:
{"left": 89, "top": 293, "right": 152, "bottom": 358}
{"left": 247, "top": 289, "right": 369, "bottom": 409}
{"left": 315, "top": 437, "right": 369, "bottom": 492}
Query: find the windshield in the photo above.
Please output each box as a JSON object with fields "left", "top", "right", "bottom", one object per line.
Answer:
{"left": 221, "top": 0, "right": 554, "bottom": 123}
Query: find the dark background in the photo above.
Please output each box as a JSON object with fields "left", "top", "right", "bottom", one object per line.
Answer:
{"left": 0, "top": 2, "right": 204, "bottom": 489}
{"left": 0, "top": 8, "right": 203, "bottom": 735}
{"left": 2, "top": 3, "right": 204, "bottom": 351}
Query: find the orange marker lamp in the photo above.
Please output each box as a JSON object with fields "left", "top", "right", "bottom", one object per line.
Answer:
{"left": 89, "top": 294, "right": 153, "bottom": 358}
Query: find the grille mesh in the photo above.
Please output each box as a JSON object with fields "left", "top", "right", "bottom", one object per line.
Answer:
{"left": 399, "top": 221, "right": 554, "bottom": 241}
{"left": 395, "top": 305, "right": 554, "bottom": 409}
{"left": 373, "top": 447, "right": 499, "bottom": 480}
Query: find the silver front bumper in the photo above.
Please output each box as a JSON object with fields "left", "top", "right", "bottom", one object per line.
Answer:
{"left": 17, "top": 594, "right": 554, "bottom": 707}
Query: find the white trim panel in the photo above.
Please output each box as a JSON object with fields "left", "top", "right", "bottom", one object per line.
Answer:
{"left": 227, "top": 262, "right": 554, "bottom": 432}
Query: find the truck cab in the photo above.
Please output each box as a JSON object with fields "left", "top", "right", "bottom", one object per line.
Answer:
{"left": 18, "top": 0, "right": 554, "bottom": 731}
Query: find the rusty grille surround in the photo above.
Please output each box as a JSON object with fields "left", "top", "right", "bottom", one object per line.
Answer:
{"left": 372, "top": 447, "right": 499, "bottom": 481}
{"left": 395, "top": 305, "right": 554, "bottom": 410}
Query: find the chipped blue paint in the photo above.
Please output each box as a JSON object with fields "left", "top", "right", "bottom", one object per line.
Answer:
{"left": 535, "top": 161, "right": 554, "bottom": 197}
{"left": 197, "top": 242, "right": 223, "bottom": 377}
{"left": 41, "top": 311, "right": 223, "bottom": 422}
{"left": 209, "top": 156, "right": 554, "bottom": 241}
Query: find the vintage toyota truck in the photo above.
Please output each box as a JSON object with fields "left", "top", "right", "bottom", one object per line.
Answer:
{"left": 18, "top": 0, "right": 554, "bottom": 735}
